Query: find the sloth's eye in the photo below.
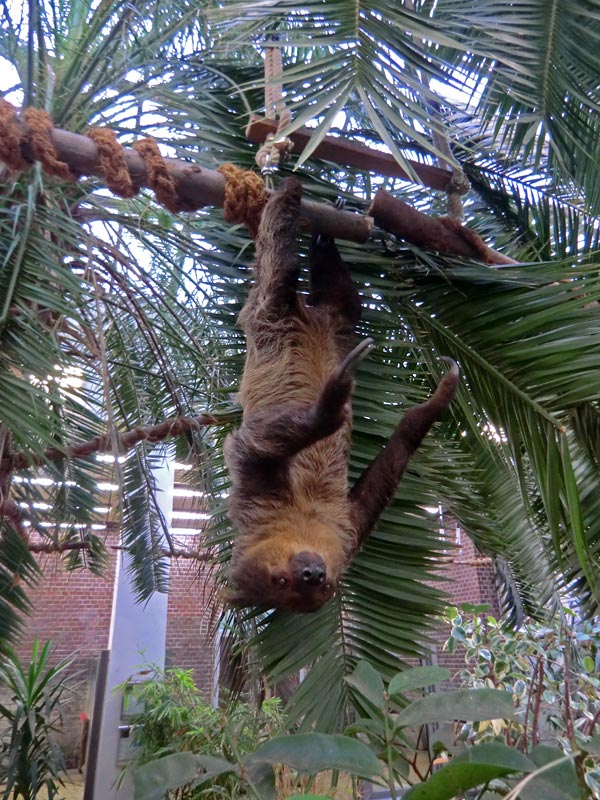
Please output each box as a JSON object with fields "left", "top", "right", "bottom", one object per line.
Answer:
{"left": 276, "top": 576, "right": 288, "bottom": 588}
{"left": 324, "top": 583, "right": 333, "bottom": 593}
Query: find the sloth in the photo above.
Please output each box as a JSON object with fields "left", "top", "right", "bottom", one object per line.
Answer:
{"left": 224, "top": 178, "right": 458, "bottom": 613}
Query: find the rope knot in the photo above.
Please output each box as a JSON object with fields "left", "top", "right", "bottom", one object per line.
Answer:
{"left": 217, "top": 163, "right": 268, "bottom": 238}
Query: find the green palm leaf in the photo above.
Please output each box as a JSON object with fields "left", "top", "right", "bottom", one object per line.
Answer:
{"left": 1, "top": 0, "right": 600, "bottom": 731}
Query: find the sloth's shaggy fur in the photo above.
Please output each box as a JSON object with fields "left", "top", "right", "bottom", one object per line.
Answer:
{"left": 224, "top": 178, "right": 458, "bottom": 612}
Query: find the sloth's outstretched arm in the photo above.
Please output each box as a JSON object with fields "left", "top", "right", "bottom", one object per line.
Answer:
{"left": 233, "top": 339, "right": 374, "bottom": 469}
{"left": 348, "top": 360, "right": 459, "bottom": 551}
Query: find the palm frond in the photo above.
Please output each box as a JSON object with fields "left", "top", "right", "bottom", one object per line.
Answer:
{"left": 0, "top": 523, "right": 40, "bottom": 649}
{"left": 2, "top": 0, "right": 600, "bottom": 728}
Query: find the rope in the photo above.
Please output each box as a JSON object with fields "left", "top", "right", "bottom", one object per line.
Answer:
{"left": 0, "top": 99, "right": 31, "bottom": 172}
{"left": 0, "top": 105, "right": 270, "bottom": 236}
{"left": 24, "top": 108, "right": 78, "bottom": 181}
{"left": 445, "top": 168, "right": 471, "bottom": 220}
{"left": 0, "top": 100, "right": 75, "bottom": 180}
{"left": 264, "top": 43, "right": 291, "bottom": 127}
{"left": 133, "top": 138, "right": 196, "bottom": 213}
{"left": 87, "top": 127, "right": 136, "bottom": 198}
{"left": 256, "top": 38, "right": 294, "bottom": 180}
{"left": 217, "top": 163, "right": 268, "bottom": 238}
{"left": 0, "top": 104, "right": 206, "bottom": 214}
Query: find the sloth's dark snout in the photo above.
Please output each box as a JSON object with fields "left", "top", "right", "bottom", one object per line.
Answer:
{"left": 293, "top": 551, "right": 327, "bottom": 586}
{"left": 301, "top": 564, "right": 326, "bottom": 585}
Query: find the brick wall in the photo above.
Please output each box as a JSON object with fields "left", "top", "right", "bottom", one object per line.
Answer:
{"left": 17, "top": 552, "right": 116, "bottom": 663}
{"left": 11, "top": 547, "right": 216, "bottom": 765}
{"left": 165, "top": 557, "right": 217, "bottom": 699}
{"left": 13, "top": 551, "right": 117, "bottom": 765}
{"left": 431, "top": 518, "right": 500, "bottom": 681}
{"left": 10, "top": 517, "right": 498, "bottom": 762}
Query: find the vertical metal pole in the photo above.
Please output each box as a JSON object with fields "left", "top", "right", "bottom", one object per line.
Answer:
{"left": 89, "top": 459, "right": 174, "bottom": 799}
{"left": 82, "top": 649, "right": 109, "bottom": 800}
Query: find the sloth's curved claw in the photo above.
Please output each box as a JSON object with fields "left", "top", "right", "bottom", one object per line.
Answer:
{"left": 439, "top": 356, "right": 460, "bottom": 378}
{"left": 339, "top": 337, "right": 375, "bottom": 375}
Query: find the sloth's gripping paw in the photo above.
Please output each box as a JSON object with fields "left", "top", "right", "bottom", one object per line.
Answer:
{"left": 314, "top": 338, "right": 374, "bottom": 434}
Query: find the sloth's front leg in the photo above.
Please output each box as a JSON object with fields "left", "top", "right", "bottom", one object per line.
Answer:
{"left": 348, "top": 358, "right": 459, "bottom": 550}
{"left": 232, "top": 338, "right": 374, "bottom": 468}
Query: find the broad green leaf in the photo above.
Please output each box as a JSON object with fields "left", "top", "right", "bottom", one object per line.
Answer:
{"left": 396, "top": 689, "right": 518, "bottom": 728}
{"left": 582, "top": 656, "right": 595, "bottom": 673}
{"left": 244, "top": 733, "right": 382, "bottom": 780}
{"left": 403, "top": 743, "right": 535, "bottom": 800}
{"left": 580, "top": 734, "right": 600, "bottom": 757}
{"left": 388, "top": 666, "right": 451, "bottom": 696}
{"left": 514, "top": 745, "right": 581, "bottom": 800}
{"left": 132, "top": 753, "right": 237, "bottom": 800}
{"left": 344, "top": 660, "right": 386, "bottom": 708}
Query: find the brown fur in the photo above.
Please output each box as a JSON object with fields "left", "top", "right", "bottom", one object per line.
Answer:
{"left": 224, "top": 178, "right": 458, "bottom": 612}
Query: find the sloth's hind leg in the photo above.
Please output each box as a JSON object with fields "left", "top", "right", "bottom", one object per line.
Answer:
{"left": 308, "top": 215, "right": 362, "bottom": 329}
{"left": 231, "top": 339, "right": 373, "bottom": 469}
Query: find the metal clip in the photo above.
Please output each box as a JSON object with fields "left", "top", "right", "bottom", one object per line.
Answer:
{"left": 260, "top": 150, "right": 275, "bottom": 190}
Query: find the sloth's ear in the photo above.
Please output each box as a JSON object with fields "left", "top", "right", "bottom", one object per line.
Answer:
{"left": 220, "top": 584, "right": 259, "bottom": 609}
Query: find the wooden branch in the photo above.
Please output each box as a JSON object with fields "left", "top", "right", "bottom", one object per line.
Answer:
{"left": 27, "top": 540, "right": 211, "bottom": 561}
{"left": 369, "top": 188, "right": 518, "bottom": 265}
{"left": 8, "top": 110, "right": 522, "bottom": 260}
{"left": 14, "top": 120, "right": 373, "bottom": 243}
{"left": 246, "top": 115, "right": 454, "bottom": 191}
{"left": 28, "top": 540, "right": 91, "bottom": 554}
{"left": 112, "top": 544, "right": 212, "bottom": 562}
{"left": 2, "top": 410, "right": 239, "bottom": 472}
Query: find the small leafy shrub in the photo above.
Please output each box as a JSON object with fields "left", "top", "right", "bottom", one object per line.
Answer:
{"left": 0, "top": 640, "right": 73, "bottom": 800}
{"left": 444, "top": 603, "right": 600, "bottom": 796}
{"left": 122, "top": 666, "right": 285, "bottom": 798}
{"left": 131, "top": 658, "right": 600, "bottom": 800}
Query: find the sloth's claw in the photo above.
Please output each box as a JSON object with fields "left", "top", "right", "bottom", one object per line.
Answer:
{"left": 338, "top": 338, "right": 375, "bottom": 375}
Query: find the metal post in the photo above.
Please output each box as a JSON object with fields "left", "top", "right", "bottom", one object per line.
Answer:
{"left": 89, "top": 459, "right": 174, "bottom": 799}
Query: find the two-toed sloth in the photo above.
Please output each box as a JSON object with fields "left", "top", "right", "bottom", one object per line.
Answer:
{"left": 224, "top": 178, "right": 458, "bottom": 613}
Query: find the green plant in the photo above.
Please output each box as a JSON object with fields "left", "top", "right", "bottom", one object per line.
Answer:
{"left": 132, "top": 731, "right": 381, "bottom": 800}
{"left": 121, "top": 666, "right": 286, "bottom": 798}
{"left": 132, "top": 661, "right": 599, "bottom": 800}
{"left": 0, "top": 640, "right": 73, "bottom": 800}
{"left": 444, "top": 603, "right": 600, "bottom": 796}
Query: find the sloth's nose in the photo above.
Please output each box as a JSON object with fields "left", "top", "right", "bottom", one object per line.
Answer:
{"left": 302, "top": 565, "right": 326, "bottom": 585}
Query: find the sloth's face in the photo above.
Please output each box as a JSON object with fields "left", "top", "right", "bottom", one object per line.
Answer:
{"left": 228, "top": 540, "right": 339, "bottom": 612}
{"left": 269, "top": 550, "right": 336, "bottom": 612}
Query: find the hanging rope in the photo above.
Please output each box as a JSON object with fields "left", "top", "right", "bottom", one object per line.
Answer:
{"left": 444, "top": 164, "right": 471, "bottom": 221}
{"left": 255, "top": 36, "right": 294, "bottom": 183}
{"left": 264, "top": 41, "right": 291, "bottom": 128}
{"left": 430, "top": 114, "right": 470, "bottom": 220}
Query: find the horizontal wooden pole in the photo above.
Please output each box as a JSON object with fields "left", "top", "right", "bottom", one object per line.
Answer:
{"left": 10, "top": 111, "right": 517, "bottom": 260}
{"left": 369, "top": 189, "right": 517, "bottom": 265}
{"left": 246, "top": 115, "right": 455, "bottom": 191}
{"left": 15, "top": 122, "right": 374, "bottom": 243}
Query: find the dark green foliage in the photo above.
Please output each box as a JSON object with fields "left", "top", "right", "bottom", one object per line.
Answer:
{"left": 0, "top": 641, "right": 73, "bottom": 800}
